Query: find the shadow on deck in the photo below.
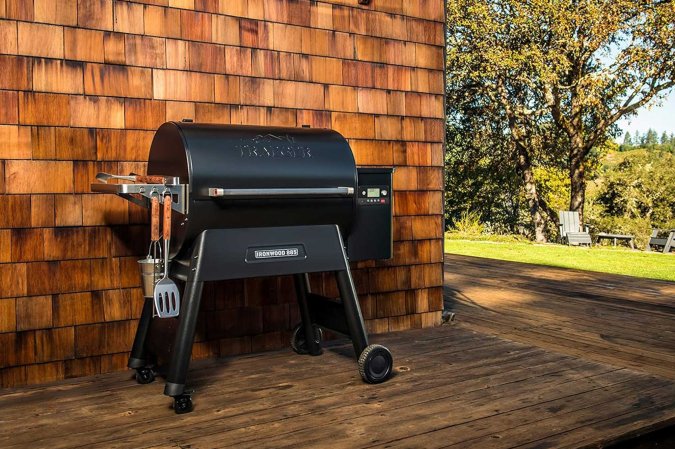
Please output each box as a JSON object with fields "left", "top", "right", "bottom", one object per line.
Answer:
{"left": 0, "top": 254, "right": 673, "bottom": 448}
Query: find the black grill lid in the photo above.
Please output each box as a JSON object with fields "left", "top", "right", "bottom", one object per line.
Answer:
{"left": 147, "top": 122, "right": 358, "bottom": 259}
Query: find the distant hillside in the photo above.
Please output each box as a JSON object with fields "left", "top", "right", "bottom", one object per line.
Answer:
{"left": 619, "top": 129, "right": 675, "bottom": 153}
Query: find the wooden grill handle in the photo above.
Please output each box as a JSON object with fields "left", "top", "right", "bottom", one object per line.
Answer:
{"left": 151, "top": 196, "right": 160, "bottom": 242}
{"left": 136, "top": 175, "right": 165, "bottom": 184}
{"left": 163, "top": 194, "right": 172, "bottom": 240}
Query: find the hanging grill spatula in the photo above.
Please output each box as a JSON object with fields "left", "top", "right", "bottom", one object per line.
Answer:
{"left": 153, "top": 194, "right": 181, "bottom": 318}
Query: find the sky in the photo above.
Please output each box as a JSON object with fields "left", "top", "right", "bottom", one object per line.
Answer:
{"left": 615, "top": 90, "right": 675, "bottom": 140}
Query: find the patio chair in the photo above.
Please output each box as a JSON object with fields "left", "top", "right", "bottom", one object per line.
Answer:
{"left": 558, "top": 211, "right": 592, "bottom": 246}
{"left": 646, "top": 229, "right": 675, "bottom": 253}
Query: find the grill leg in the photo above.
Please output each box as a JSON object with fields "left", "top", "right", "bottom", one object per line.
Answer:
{"left": 293, "top": 273, "right": 322, "bottom": 356}
{"left": 164, "top": 278, "right": 204, "bottom": 398}
{"left": 128, "top": 297, "right": 154, "bottom": 369}
{"left": 336, "top": 270, "right": 369, "bottom": 358}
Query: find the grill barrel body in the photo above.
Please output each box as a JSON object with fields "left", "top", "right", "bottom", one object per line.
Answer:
{"left": 147, "top": 122, "right": 358, "bottom": 259}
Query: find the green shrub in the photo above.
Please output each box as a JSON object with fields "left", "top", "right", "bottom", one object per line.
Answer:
{"left": 452, "top": 210, "right": 485, "bottom": 235}
{"left": 590, "top": 216, "right": 653, "bottom": 249}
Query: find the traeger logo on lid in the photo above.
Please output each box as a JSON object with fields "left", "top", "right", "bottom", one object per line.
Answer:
{"left": 236, "top": 134, "right": 312, "bottom": 159}
{"left": 246, "top": 244, "right": 307, "bottom": 263}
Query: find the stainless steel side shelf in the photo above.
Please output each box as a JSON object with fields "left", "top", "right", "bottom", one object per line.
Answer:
{"left": 91, "top": 173, "right": 189, "bottom": 215}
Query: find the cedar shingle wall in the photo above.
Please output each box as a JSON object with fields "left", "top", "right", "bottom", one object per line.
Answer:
{"left": 0, "top": 0, "right": 445, "bottom": 387}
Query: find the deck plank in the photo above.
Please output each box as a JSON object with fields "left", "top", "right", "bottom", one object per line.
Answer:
{"left": 373, "top": 377, "right": 673, "bottom": 449}
{"left": 0, "top": 254, "right": 673, "bottom": 448}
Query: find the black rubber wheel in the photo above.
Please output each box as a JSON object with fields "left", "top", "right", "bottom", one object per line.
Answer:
{"left": 135, "top": 367, "right": 155, "bottom": 385}
{"left": 173, "top": 394, "right": 193, "bottom": 414}
{"left": 290, "top": 324, "right": 323, "bottom": 355}
{"left": 358, "top": 344, "right": 393, "bottom": 384}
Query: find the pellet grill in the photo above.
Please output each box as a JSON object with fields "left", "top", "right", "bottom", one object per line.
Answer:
{"left": 91, "top": 122, "right": 395, "bottom": 413}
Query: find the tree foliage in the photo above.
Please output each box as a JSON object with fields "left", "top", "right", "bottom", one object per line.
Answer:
{"left": 444, "top": 94, "right": 525, "bottom": 235}
{"left": 597, "top": 150, "right": 675, "bottom": 226}
{"left": 445, "top": 0, "right": 675, "bottom": 240}
{"left": 587, "top": 149, "right": 675, "bottom": 246}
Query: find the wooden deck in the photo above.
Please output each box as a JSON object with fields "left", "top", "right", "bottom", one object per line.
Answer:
{"left": 444, "top": 254, "right": 675, "bottom": 380}
{"left": 1, "top": 255, "right": 674, "bottom": 448}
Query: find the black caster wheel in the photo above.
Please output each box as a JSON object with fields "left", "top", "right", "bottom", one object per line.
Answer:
{"left": 173, "top": 394, "right": 193, "bottom": 414}
{"left": 135, "top": 367, "right": 155, "bottom": 384}
{"left": 358, "top": 344, "right": 393, "bottom": 384}
{"left": 290, "top": 324, "right": 323, "bottom": 355}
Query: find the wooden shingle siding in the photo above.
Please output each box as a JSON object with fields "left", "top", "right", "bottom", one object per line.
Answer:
{"left": 69, "top": 96, "right": 126, "bottom": 128}
{"left": 83, "top": 63, "right": 153, "bottom": 98}
{"left": 143, "top": 4, "right": 181, "bottom": 38}
{"left": 32, "top": 59, "right": 84, "bottom": 95}
{"left": 77, "top": 0, "right": 113, "bottom": 31}
{"left": 33, "top": 1, "right": 77, "bottom": 25}
{"left": 0, "top": 0, "right": 445, "bottom": 387}
{"left": 0, "top": 125, "right": 31, "bottom": 158}
{"left": 64, "top": 27, "right": 106, "bottom": 62}
{"left": 103, "top": 31, "right": 126, "bottom": 64}
{"left": 16, "top": 22, "right": 64, "bottom": 58}
{"left": 113, "top": 1, "right": 144, "bottom": 34}
{"left": 0, "top": 55, "right": 32, "bottom": 90}
{"left": 124, "top": 34, "right": 166, "bottom": 67}
{"left": 0, "top": 20, "right": 18, "bottom": 53}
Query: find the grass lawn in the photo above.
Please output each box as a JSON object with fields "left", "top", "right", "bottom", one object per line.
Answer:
{"left": 445, "top": 238, "right": 675, "bottom": 282}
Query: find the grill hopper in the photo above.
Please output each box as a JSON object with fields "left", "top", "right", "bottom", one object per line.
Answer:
{"left": 147, "top": 122, "right": 357, "bottom": 259}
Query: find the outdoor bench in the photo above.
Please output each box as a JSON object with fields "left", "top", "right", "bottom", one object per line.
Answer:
{"left": 596, "top": 232, "right": 635, "bottom": 249}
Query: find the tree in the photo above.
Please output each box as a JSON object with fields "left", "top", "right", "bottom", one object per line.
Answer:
{"left": 446, "top": 0, "right": 675, "bottom": 231}
{"left": 661, "top": 131, "right": 669, "bottom": 145}
{"left": 444, "top": 120, "right": 524, "bottom": 234}
{"left": 622, "top": 131, "right": 633, "bottom": 147}
{"left": 645, "top": 128, "right": 659, "bottom": 146}
{"left": 444, "top": 87, "right": 526, "bottom": 234}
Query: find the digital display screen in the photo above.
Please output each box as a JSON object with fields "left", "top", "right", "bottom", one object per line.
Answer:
{"left": 367, "top": 188, "right": 380, "bottom": 198}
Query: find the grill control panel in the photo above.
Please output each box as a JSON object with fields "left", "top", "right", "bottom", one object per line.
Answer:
{"left": 357, "top": 186, "right": 390, "bottom": 206}
{"left": 347, "top": 168, "right": 393, "bottom": 261}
